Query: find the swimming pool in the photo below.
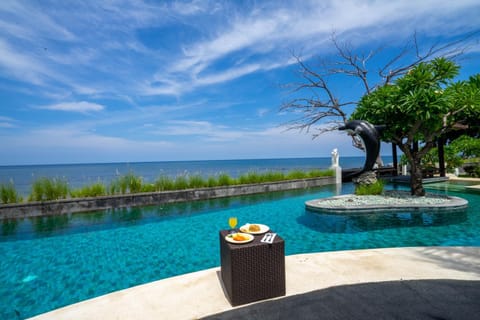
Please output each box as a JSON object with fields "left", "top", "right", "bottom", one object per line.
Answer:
{"left": 1, "top": 183, "right": 479, "bottom": 319}
{"left": 423, "top": 180, "right": 480, "bottom": 193}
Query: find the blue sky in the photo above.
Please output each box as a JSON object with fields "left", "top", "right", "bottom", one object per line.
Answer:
{"left": 0, "top": 0, "right": 479, "bottom": 165}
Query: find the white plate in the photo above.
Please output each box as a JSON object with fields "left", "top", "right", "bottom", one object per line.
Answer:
{"left": 225, "top": 232, "right": 254, "bottom": 244}
{"left": 239, "top": 223, "right": 270, "bottom": 234}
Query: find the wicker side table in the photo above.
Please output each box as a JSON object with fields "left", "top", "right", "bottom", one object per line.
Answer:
{"left": 219, "top": 229, "right": 285, "bottom": 306}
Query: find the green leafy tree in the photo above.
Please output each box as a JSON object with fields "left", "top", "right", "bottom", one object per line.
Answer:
{"left": 352, "top": 58, "right": 480, "bottom": 196}
{"left": 449, "top": 135, "right": 480, "bottom": 159}
{"left": 448, "top": 134, "right": 480, "bottom": 177}
{"left": 400, "top": 146, "right": 463, "bottom": 175}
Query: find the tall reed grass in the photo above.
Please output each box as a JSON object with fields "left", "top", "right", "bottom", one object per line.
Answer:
{"left": 1, "top": 169, "right": 333, "bottom": 204}
{"left": 154, "top": 175, "right": 175, "bottom": 191}
{"left": 109, "top": 172, "right": 143, "bottom": 194}
{"left": 29, "top": 177, "right": 69, "bottom": 201}
{"left": 70, "top": 182, "right": 107, "bottom": 198}
{"left": 0, "top": 181, "right": 22, "bottom": 204}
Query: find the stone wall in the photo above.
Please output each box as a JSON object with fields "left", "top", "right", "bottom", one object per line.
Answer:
{"left": 0, "top": 177, "right": 335, "bottom": 219}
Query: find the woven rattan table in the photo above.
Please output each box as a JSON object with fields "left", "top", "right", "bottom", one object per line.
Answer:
{"left": 219, "top": 229, "right": 285, "bottom": 306}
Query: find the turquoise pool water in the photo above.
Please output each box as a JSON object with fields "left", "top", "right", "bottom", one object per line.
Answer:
{"left": 423, "top": 180, "right": 480, "bottom": 193}
{"left": 1, "top": 183, "right": 479, "bottom": 319}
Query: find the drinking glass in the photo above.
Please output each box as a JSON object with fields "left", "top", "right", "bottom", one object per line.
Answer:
{"left": 228, "top": 216, "right": 238, "bottom": 234}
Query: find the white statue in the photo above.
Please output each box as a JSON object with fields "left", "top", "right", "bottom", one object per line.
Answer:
{"left": 331, "top": 148, "right": 342, "bottom": 184}
{"left": 331, "top": 148, "right": 339, "bottom": 167}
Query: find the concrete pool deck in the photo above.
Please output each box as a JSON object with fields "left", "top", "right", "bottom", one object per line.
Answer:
{"left": 30, "top": 246, "right": 480, "bottom": 320}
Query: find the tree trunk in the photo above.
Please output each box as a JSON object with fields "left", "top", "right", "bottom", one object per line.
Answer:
{"left": 392, "top": 143, "right": 398, "bottom": 176}
{"left": 398, "top": 141, "right": 426, "bottom": 196}
{"left": 410, "top": 156, "right": 425, "bottom": 196}
{"left": 438, "top": 137, "right": 446, "bottom": 177}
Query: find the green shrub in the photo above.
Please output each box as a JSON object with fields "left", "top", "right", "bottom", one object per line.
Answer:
{"left": 141, "top": 183, "right": 156, "bottom": 193}
{"left": 286, "top": 170, "right": 307, "bottom": 180}
{"left": 207, "top": 176, "right": 218, "bottom": 188}
{"left": 109, "top": 177, "right": 126, "bottom": 194}
{"left": 71, "top": 182, "right": 107, "bottom": 198}
{"left": 109, "top": 172, "right": 143, "bottom": 194}
{"left": 218, "top": 173, "right": 234, "bottom": 186}
{"left": 29, "top": 177, "right": 69, "bottom": 201}
{"left": 188, "top": 175, "right": 206, "bottom": 188}
{"left": 0, "top": 181, "right": 22, "bottom": 204}
{"left": 125, "top": 173, "right": 143, "bottom": 193}
{"left": 463, "top": 164, "right": 480, "bottom": 177}
{"left": 155, "top": 176, "right": 175, "bottom": 191}
{"left": 475, "top": 165, "right": 480, "bottom": 178}
{"left": 90, "top": 183, "right": 107, "bottom": 196}
{"left": 264, "top": 171, "right": 285, "bottom": 182}
{"left": 108, "top": 181, "right": 117, "bottom": 195}
{"left": 174, "top": 176, "right": 189, "bottom": 190}
{"left": 308, "top": 169, "right": 334, "bottom": 177}
{"left": 238, "top": 172, "right": 263, "bottom": 184}
{"left": 354, "top": 180, "right": 384, "bottom": 195}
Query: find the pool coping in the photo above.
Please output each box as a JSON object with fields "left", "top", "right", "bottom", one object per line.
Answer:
{"left": 28, "top": 246, "right": 480, "bottom": 320}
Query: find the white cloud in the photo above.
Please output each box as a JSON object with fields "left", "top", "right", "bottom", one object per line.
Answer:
{"left": 0, "top": 0, "right": 478, "bottom": 165}
{"left": 152, "top": 120, "right": 244, "bottom": 142}
{"left": 195, "top": 64, "right": 261, "bottom": 86}
{"left": 0, "top": 38, "right": 101, "bottom": 95}
{"left": 151, "top": 119, "right": 348, "bottom": 150}
{"left": 47, "top": 47, "right": 98, "bottom": 66}
{"left": 0, "top": 122, "right": 14, "bottom": 128}
{"left": 38, "top": 101, "right": 105, "bottom": 113}
{"left": 0, "top": 1, "right": 163, "bottom": 96}
{"left": 171, "top": 0, "right": 219, "bottom": 15}
{"left": 0, "top": 116, "right": 16, "bottom": 128}
{"left": 2, "top": 0, "right": 478, "bottom": 99}
{"left": 0, "top": 39, "right": 49, "bottom": 85}
{"left": 0, "top": 117, "right": 384, "bottom": 165}
{"left": 0, "top": 126, "right": 175, "bottom": 164}
{"left": 176, "top": 15, "right": 280, "bottom": 73}
{"left": 257, "top": 108, "right": 270, "bottom": 117}
{"left": 0, "top": 1, "right": 76, "bottom": 42}
{"left": 160, "top": 120, "right": 215, "bottom": 135}
{"left": 142, "top": 0, "right": 480, "bottom": 96}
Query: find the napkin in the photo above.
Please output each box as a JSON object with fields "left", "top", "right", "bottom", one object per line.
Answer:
{"left": 261, "top": 233, "right": 276, "bottom": 244}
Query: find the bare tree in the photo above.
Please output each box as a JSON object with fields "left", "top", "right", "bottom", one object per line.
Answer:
{"left": 281, "top": 31, "right": 477, "bottom": 142}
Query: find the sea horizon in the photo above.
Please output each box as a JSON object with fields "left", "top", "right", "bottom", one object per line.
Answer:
{"left": 0, "top": 154, "right": 396, "bottom": 168}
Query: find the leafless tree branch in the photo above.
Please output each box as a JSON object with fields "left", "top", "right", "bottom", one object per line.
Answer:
{"left": 281, "top": 31, "right": 478, "bottom": 147}
{"left": 379, "top": 31, "right": 478, "bottom": 85}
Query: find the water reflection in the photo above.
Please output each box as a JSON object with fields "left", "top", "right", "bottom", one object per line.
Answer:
{"left": 298, "top": 208, "right": 468, "bottom": 233}
{"left": 1, "top": 219, "right": 18, "bottom": 236}
{"left": 424, "top": 181, "right": 480, "bottom": 195}
{"left": 0, "top": 187, "right": 325, "bottom": 241}
{"left": 110, "top": 207, "right": 143, "bottom": 223}
{"left": 31, "top": 215, "right": 70, "bottom": 235}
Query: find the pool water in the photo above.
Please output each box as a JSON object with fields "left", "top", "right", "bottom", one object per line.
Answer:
{"left": 1, "top": 183, "right": 479, "bottom": 319}
{"left": 423, "top": 180, "right": 480, "bottom": 193}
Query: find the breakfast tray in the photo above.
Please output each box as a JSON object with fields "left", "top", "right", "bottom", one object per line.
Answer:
{"left": 219, "top": 229, "right": 286, "bottom": 306}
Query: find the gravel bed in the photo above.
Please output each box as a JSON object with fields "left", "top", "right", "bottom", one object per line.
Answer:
{"left": 305, "top": 190, "right": 468, "bottom": 213}
{"left": 319, "top": 191, "right": 450, "bottom": 207}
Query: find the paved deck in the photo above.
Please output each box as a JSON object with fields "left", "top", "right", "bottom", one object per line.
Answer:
{"left": 30, "top": 246, "right": 480, "bottom": 320}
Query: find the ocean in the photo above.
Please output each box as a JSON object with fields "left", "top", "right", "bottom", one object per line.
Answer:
{"left": 0, "top": 156, "right": 393, "bottom": 196}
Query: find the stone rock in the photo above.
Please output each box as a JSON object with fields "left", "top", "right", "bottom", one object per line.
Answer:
{"left": 352, "top": 171, "right": 377, "bottom": 186}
